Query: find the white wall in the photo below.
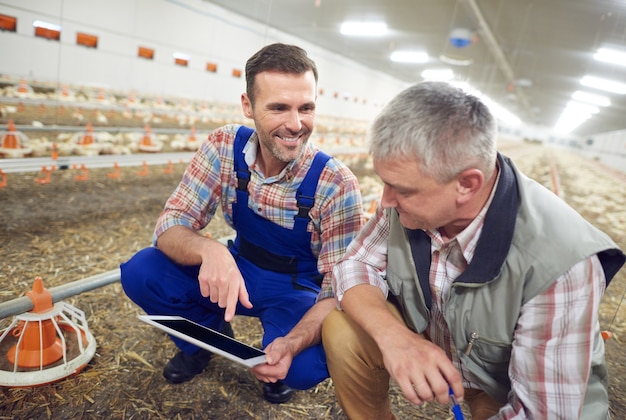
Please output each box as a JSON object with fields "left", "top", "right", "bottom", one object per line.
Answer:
{"left": 0, "top": 0, "right": 408, "bottom": 121}
{"left": 573, "top": 129, "right": 626, "bottom": 174}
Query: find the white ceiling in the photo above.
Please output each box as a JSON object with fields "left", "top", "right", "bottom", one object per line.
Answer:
{"left": 205, "top": 0, "right": 626, "bottom": 138}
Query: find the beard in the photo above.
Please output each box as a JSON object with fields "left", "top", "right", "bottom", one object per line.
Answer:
{"left": 260, "top": 128, "right": 311, "bottom": 163}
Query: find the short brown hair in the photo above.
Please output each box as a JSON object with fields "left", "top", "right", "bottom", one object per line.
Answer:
{"left": 245, "top": 43, "right": 318, "bottom": 106}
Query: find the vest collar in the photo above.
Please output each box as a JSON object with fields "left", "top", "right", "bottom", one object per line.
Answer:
{"left": 454, "top": 153, "right": 519, "bottom": 284}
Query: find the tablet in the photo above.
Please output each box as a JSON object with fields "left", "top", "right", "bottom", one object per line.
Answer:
{"left": 139, "top": 315, "right": 267, "bottom": 367}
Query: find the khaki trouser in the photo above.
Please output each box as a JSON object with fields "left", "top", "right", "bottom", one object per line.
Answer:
{"left": 322, "top": 306, "right": 502, "bottom": 420}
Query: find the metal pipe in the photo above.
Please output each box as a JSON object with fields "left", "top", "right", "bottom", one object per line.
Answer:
{"left": 460, "top": 0, "right": 532, "bottom": 115}
{"left": 0, "top": 269, "right": 121, "bottom": 320}
{"left": 0, "top": 152, "right": 195, "bottom": 174}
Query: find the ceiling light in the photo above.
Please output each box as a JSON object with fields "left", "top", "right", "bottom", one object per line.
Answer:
{"left": 580, "top": 75, "right": 626, "bottom": 94}
{"left": 340, "top": 21, "right": 387, "bottom": 37}
{"left": 554, "top": 109, "right": 591, "bottom": 134}
{"left": 593, "top": 47, "right": 626, "bottom": 67}
{"left": 439, "top": 54, "right": 473, "bottom": 66}
{"left": 480, "top": 96, "right": 521, "bottom": 126}
{"left": 515, "top": 78, "right": 533, "bottom": 88}
{"left": 553, "top": 101, "right": 600, "bottom": 134}
{"left": 390, "top": 51, "right": 428, "bottom": 63}
{"left": 571, "top": 91, "right": 611, "bottom": 107}
{"left": 421, "top": 68, "right": 454, "bottom": 81}
{"left": 451, "top": 82, "right": 521, "bottom": 126}
{"left": 565, "top": 100, "right": 599, "bottom": 115}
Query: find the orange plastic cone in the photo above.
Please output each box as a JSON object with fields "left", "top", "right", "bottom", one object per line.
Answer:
{"left": 2, "top": 120, "right": 18, "bottom": 149}
{"left": 79, "top": 122, "right": 94, "bottom": 146}
{"left": 7, "top": 278, "right": 64, "bottom": 368}
{"left": 107, "top": 162, "right": 121, "bottom": 179}
{"left": 17, "top": 79, "right": 28, "bottom": 94}
{"left": 35, "top": 166, "right": 53, "bottom": 184}
{"left": 137, "top": 161, "right": 149, "bottom": 176}
{"left": 140, "top": 125, "right": 153, "bottom": 147}
{"left": 74, "top": 163, "right": 89, "bottom": 181}
{"left": 163, "top": 160, "right": 174, "bottom": 174}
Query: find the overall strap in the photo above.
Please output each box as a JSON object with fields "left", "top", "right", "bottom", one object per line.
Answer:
{"left": 295, "top": 151, "right": 331, "bottom": 222}
{"left": 233, "top": 125, "right": 255, "bottom": 192}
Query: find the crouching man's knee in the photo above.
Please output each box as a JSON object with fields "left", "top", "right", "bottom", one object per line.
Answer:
{"left": 322, "top": 308, "right": 395, "bottom": 420}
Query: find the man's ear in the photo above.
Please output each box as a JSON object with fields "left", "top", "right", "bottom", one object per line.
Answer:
{"left": 456, "top": 168, "right": 484, "bottom": 204}
{"left": 241, "top": 93, "right": 253, "bottom": 118}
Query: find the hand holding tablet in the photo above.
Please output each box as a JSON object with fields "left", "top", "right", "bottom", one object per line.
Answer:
{"left": 139, "top": 315, "right": 267, "bottom": 367}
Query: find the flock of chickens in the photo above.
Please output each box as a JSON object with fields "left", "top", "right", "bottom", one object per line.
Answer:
{"left": 0, "top": 79, "right": 370, "bottom": 160}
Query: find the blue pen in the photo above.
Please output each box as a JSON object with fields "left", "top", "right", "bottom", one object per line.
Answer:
{"left": 449, "top": 387, "right": 465, "bottom": 420}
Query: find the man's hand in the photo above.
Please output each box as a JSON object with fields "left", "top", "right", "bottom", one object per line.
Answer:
{"left": 197, "top": 243, "right": 252, "bottom": 322}
{"left": 341, "top": 285, "right": 464, "bottom": 407}
{"left": 379, "top": 325, "right": 463, "bottom": 406}
{"left": 250, "top": 298, "right": 334, "bottom": 383}
{"left": 250, "top": 337, "right": 295, "bottom": 383}
{"left": 156, "top": 227, "right": 253, "bottom": 323}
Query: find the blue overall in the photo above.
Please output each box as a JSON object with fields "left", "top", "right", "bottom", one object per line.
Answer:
{"left": 120, "top": 126, "right": 331, "bottom": 390}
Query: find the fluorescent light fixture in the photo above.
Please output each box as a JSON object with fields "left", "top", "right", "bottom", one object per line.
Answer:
{"left": 580, "top": 75, "right": 626, "bottom": 94}
{"left": 33, "top": 20, "right": 61, "bottom": 31}
{"left": 565, "top": 100, "right": 599, "bottom": 115}
{"left": 340, "top": 21, "right": 387, "bottom": 36}
{"left": 593, "top": 47, "right": 626, "bottom": 67}
{"left": 553, "top": 101, "right": 598, "bottom": 134}
{"left": 450, "top": 82, "right": 521, "bottom": 126}
{"left": 421, "top": 68, "right": 454, "bottom": 81}
{"left": 480, "top": 95, "right": 521, "bottom": 127}
{"left": 571, "top": 90, "right": 611, "bottom": 107}
{"left": 439, "top": 54, "right": 473, "bottom": 66}
{"left": 390, "top": 51, "right": 428, "bottom": 63}
{"left": 554, "top": 107, "right": 593, "bottom": 134}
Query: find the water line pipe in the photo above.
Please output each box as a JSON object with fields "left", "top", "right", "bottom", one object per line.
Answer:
{"left": 0, "top": 269, "right": 120, "bottom": 320}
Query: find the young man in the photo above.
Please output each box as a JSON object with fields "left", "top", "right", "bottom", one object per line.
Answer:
{"left": 322, "top": 81, "right": 625, "bottom": 419}
{"left": 121, "top": 43, "right": 363, "bottom": 404}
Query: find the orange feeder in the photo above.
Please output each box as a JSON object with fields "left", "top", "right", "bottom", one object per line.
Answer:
{"left": 78, "top": 122, "right": 95, "bottom": 146}
{"left": 2, "top": 121, "right": 18, "bottom": 149}
{"left": 162, "top": 160, "right": 174, "bottom": 174}
{"left": 107, "top": 162, "right": 121, "bottom": 179}
{"left": 0, "top": 277, "right": 96, "bottom": 387}
{"left": 7, "top": 278, "right": 63, "bottom": 367}
{"left": 138, "top": 124, "right": 162, "bottom": 152}
{"left": 0, "top": 120, "right": 32, "bottom": 158}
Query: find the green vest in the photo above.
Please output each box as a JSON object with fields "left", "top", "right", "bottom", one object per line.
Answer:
{"left": 386, "top": 154, "right": 625, "bottom": 418}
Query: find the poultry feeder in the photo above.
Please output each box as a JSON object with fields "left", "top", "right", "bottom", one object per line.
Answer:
{"left": 0, "top": 277, "right": 96, "bottom": 387}
{"left": 0, "top": 119, "right": 32, "bottom": 158}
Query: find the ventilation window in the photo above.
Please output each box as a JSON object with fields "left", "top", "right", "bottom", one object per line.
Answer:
{"left": 206, "top": 62, "right": 218, "bottom": 73}
{"left": 174, "top": 52, "right": 189, "bottom": 67}
{"left": 232, "top": 68, "right": 242, "bottom": 78}
{"left": 33, "top": 20, "right": 60, "bottom": 41}
{"left": 0, "top": 14, "right": 17, "bottom": 32}
{"left": 138, "top": 46, "right": 154, "bottom": 60}
{"left": 76, "top": 32, "right": 98, "bottom": 48}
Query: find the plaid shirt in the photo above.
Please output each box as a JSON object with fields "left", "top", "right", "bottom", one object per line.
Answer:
{"left": 155, "top": 124, "right": 364, "bottom": 300}
{"left": 333, "top": 177, "right": 605, "bottom": 418}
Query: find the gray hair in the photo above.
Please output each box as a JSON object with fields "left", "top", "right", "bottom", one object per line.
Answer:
{"left": 369, "top": 81, "right": 497, "bottom": 183}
